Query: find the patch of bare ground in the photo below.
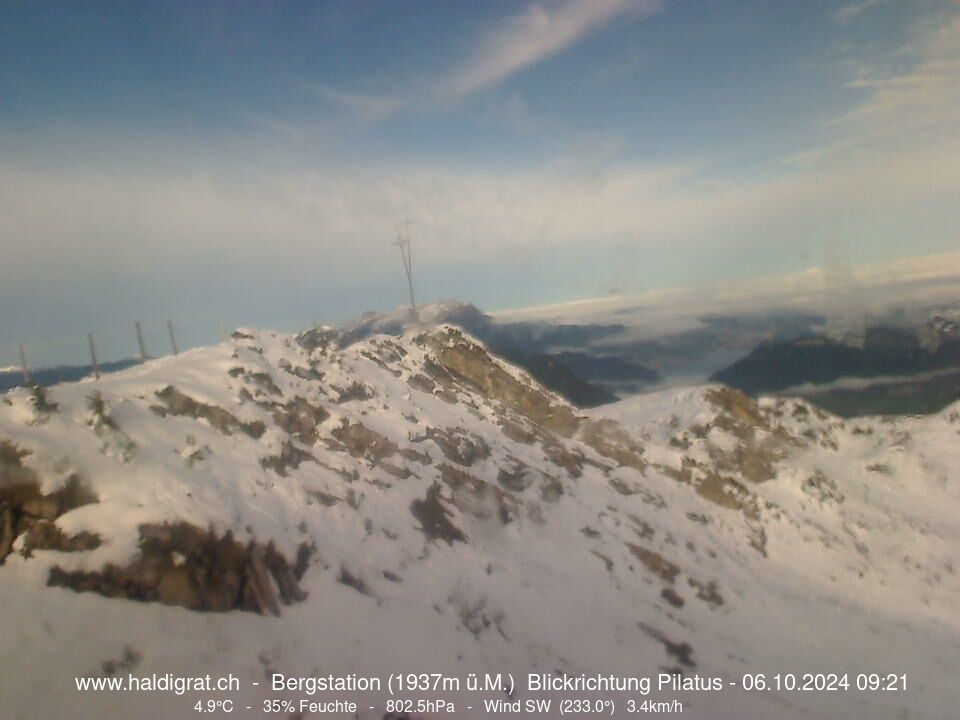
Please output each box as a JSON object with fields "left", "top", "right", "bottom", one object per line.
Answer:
{"left": 626, "top": 543, "right": 680, "bottom": 584}
{"left": 295, "top": 326, "right": 340, "bottom": 352}
{"left": 705, "top": 387, "right": 765, "bottom": 429}
{"left": 421, "top": 426, "right": 490, "bottom": 466}
{"left": 277, "top": 358, "right": 324, "bottom": 382}
{"left": 338, "top": 564, "right": 375, "bottom": 597}
{"left": 260, "top": 441, "right": 315, "bottom": 477}
{"left": 334, "top": 381, "right": 374, "bottom": 403}
{"left": 592, "top": 550, "right": 614, "bottom": 573}
{"left": 231, "top": 369, "right": 282, "bottom": 397}
{"left": 498, "top": 410, "right": 587, "bottom": 478}
{"left": 330, "top": 420, "right": 399, "bottom": 462}
{"left": 411, "top": 482, "right": 466, "bottom": 544}
{"left": 804, "top": 469, "right": 844, "bottom": 503}
{"left": 688, "top": 578, "right": 724, "bottom": 609}
{"left": 439, "top": 464, "right": 516, "bottom": 524}
{"left": 87, "top": 392, "right": 137, "bottom": 461}
{"left": 638, "top": 622, "right": 696, "bottom": 667}
{"left": 661, "top": 587, "right": 685, "bottom": 608}
{"left": 578, "top": 419, "right": 647, "bottom": 473}
{"left": 268, "top": 397, "right": 329, "bottom": 444}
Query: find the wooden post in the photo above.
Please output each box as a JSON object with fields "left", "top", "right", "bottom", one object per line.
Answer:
{"left": 135, "top": 321, "right": 148, "bottom": 361}
{"left": 167, "top": 319, "right": 179, "bottom": 356}
{"left": 87, "top": 333, "right": 101, "bottom": 380}
{"left": 18, "top": 343, "right": 31, "bottom": 385}
{"left": 219, "top": 320, "right": 228, "bottom": 343}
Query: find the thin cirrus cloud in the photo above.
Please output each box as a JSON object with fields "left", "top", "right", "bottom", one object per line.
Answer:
{"left": 833, "top": 0, "right": 888, "bottom": 25}
{"left": 307, "top": 0, "right": 662, "bottom": 118}
{"left": 838, "top": 14, "right": 960, "bottom": 141}
{"left": 789, "top": 10, "right": 960, "bottom": 165}
{"left": 304, "top": 82, "right": 405, "bottom": 122}
{"left": 442, "top": 0, "right": 662, "bottom": 100}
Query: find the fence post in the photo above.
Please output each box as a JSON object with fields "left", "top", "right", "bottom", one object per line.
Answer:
{"left": 18, "top": 343, "right": 31, "bottom": 385}
{"left": 167, "top": 319, "right": 179, "bottom": 356}
{"left": 219, "top": 320, "right": 228, "bottom": 342}
{"left": 135, "top": 321, "right": 148, "bottom": 361}
{"left": 88, "top": 333, "right": 101, "bottom": 380}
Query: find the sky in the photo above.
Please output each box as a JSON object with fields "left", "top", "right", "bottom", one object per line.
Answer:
{"left": 1, "top": 0, "right": 959, "bottom": 365}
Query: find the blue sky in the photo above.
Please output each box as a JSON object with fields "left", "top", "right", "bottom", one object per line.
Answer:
{"left": 2, "top": 0, "right": 959, "bottom": 365}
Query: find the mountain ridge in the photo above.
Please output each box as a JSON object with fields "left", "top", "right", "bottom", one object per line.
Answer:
{"left": 0, "top": 323, "right": 958, "bottom": 718}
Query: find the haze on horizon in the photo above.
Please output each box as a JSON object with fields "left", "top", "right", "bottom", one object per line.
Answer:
{"left": 2, "top": 0, "right": 959, "bottom": 366}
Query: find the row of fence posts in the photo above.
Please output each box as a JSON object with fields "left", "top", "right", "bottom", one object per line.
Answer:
{"left": 13, "top": 318, "right": 225, "bottom": 386}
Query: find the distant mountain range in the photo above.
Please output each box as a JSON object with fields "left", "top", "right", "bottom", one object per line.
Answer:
{"left": 0, "top": 358, "right": 141, "bottom": 393}
{"left": 7, "top": 299, "right": 958, "bottom": 418}
{"left": 711, "top": 309, "right": 960, "bottom": 416}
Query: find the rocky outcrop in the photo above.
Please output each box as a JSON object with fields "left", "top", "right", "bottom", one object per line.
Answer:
{"left": 48, "top": 522, "right": 309, "bottom": 616}
{"left": 419, "top": 328, "right": 581, "bottom": 436}
{"left": 153, "top": 386, "right": 266, "bottom": 438}
{"left": 1, "top": 441, "right": 98, "bottom": 564}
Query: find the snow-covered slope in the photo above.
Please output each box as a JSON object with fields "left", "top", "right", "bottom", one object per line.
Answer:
{"left": 0, "top": 326, "right": 958, "bottom": 719}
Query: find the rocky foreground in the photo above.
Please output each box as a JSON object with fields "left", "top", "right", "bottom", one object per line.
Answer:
{"left": 0, "top": 325, "right": 958, "bottom": 719}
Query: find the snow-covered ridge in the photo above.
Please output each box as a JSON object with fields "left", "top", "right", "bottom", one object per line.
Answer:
{"left": 1, "top": 325, "right": 958, "bottom": 719}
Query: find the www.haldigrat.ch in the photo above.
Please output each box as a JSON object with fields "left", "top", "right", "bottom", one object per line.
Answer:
{"left": 75, "top": 673, "right": 239, "bottom": 695}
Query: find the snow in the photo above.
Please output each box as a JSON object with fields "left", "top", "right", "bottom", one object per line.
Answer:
{"left": 0, "top": 327, "right": 958, "bottom": 719}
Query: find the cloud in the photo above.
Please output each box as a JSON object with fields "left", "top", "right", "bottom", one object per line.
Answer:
{"left": 833, "top": 0, "right": 887, "bottom": 25}
{"left": 443, "top": 0, "right": 661, "bottom": 99}
{"left": 789, "top": 6, "right": 960, "bottom": 166}
{"left": 3, "top": 123, "right": 958, "bottom": 287}
{"left": 832, "top": 14, "right": 960, "bottom": 143}
{"left": 304, "top": 82, "right": 404, "bottom": 122}
{"left": 298, "top": 0, "right": 660, "bottom": 116}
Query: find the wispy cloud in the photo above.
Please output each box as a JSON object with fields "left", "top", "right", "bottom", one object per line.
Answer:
{"left": 833, "top": 0, "right": 887, "bottom": 25}
{"left": 443, "top": 0, "right": 661, "bottom": 99}
{"left": 790, "top": 7, "right": 960, "bottom": 165}
{"left": 305, "top": 82, "right": 404, "bottom": 122}
{"left": 300, "top": 1, "right": 660, "bottom": 118}
{"left": 836, "top": 14, "right": 960, "bottom": 141}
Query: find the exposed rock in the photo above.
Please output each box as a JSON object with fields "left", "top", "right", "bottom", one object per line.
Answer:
{"left": 422, "top": 426, "right": 490, "bottom": 467}
{"left": 639, "top": 622, "right": 696, "bottom": 667}
{"left": 102, "top": 646, "right": 142, "bottom": 677}
{"left": 411, "top": 482, "right": 467, "bottom": 544}
{"left": 230, "top": 368, "right": 282, "bottom": 396}
{"left": 579, "top": 419, "right": 646, "bottom": 473}
{"left": 22, "top": 522, "right": 101, "bottom": 556}
{"left": 47, "top": 522, "right": 308, "bottom": 615}
{"left": 295, "top": 326, "right": 340, "bottom": 352}
{"left": 419, "top": 328, "right": 581, "bottom": 436}
{"left": 439, "top": 463, "right": 516, "bottom": 524}
{"left": 335, "top": 381, "right": 374, "bottom": 403}
{"left": 497, "top": 460, "right": 535, "bottom": 492}
{"left": 154, "top": 386, "right": 265, "bottom": 438}
{"left": 688, "top": 578, "right": 724, "bottom": 609}
{"left": 1, "top": 449, "right": 98, "bottom": 564}
{"left": 627, "top": 543, "right": 680, "bottom": 584}
{"left": 330, "top": 420, "right": 399, "bottom": 462}
{"left": 260, "top": 441, "right": 315, "bottom": 477}
{"left": 705, "top": 387, "right": 767, "bottom": 429}
{"left": 661, "top": 586, "right": 685, "bottom": 608}
{"left": 338, "top": 564, "right": 373, "bottom": 597}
